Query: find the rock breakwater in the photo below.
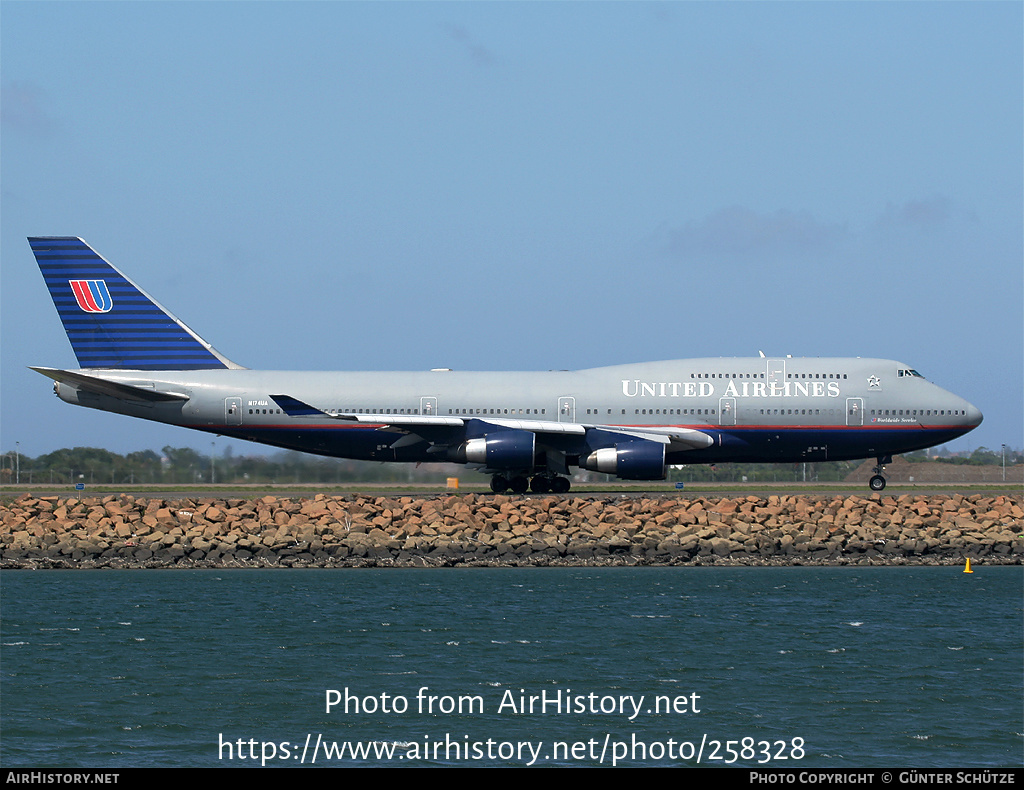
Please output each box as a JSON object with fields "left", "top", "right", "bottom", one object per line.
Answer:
{"left": 2, "top": 493, "right": 1021, "bottom": 569}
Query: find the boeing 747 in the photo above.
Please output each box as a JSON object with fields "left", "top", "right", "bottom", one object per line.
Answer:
{"left": 28, "top": 237, "right": 983, "bottom": 493}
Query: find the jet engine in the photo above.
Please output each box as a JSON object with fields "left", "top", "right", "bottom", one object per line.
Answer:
{"left": 449, "top": 428, "right": 536, "bottom": 470}
{"left": 581, "top": 439, "right": 666, "bottom": 480}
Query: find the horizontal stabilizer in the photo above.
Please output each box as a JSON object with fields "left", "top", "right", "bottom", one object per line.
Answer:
{"left": 30, "top": 367, "right": 189, "bottom": 402}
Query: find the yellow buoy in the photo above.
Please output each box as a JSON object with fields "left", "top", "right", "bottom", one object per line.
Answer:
{"left": 963, "top": 558, "right": 973, "bottom": 573}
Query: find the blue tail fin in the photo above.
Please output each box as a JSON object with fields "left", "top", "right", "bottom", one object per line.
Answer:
{"left": 29, "top": 237, "right": 240, "bottom": 370}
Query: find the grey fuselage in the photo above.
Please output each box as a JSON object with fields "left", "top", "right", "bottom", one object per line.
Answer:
{"left": 50, "top": 356, "right": 982, "bottom": 468}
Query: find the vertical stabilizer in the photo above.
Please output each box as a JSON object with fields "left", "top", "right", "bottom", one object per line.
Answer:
{"left": 29, "top": 237, "right": 242, "bottom": 370}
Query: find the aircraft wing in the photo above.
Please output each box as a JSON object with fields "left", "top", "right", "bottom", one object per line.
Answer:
{"left": 269, "top": 395, "right": 712, "bottom": 449}
{"left": 270, "top": 394, "right": 583, "bottom": 433}
{"left": 269, "top": 395, "right": 465, "bottom": 429}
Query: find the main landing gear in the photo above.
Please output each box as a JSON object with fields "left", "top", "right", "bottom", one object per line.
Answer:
{"left": 489, "top": 474, "right": 571, "bottom": 494}
{"left": 868, "top": 455, "right": 892, "bottom": 492}
{"left": 489, "top": 475, "right": 528, "bottom": 494}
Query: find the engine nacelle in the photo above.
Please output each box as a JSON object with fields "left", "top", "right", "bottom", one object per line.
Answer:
{"left": 581, "top": 440, "right": 666, "bottom": 480}
{"left": 451, "top": 429, "right": 536, "bottom": 471}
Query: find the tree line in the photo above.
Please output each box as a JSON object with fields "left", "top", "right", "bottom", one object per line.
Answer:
{"left": 1, "top": 444, "right": 1017, "bottom": 486}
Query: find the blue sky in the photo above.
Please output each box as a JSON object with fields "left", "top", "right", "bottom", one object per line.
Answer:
{"left": 2, "top": 1, "right": 1021, "bottom": 459}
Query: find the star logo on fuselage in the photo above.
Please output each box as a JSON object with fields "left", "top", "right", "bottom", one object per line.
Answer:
{"left": 867, "top": 375, "right": 881, "bottom": 389}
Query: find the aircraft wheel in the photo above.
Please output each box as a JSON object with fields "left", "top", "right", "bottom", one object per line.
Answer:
{"left": 550, "top": 476, "right": 570, "bottom": 494}
{"left": 530, "top": 476, "right": 551, "bottom": 494}
{"left": 490, "top": 475, "right": 509, "bottom": 494}
{"left": 509, "top": 475, "right": 529, "bottom": 494}
{"left": 869, "top": 475, "right": 886, "bottom": 492}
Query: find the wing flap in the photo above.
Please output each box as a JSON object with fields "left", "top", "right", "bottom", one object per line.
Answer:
{"left": 597, "top": 425, "right": 714, "bottom": 450}
{"left": 469, "top": 418, "right": 586, "bottom": 436}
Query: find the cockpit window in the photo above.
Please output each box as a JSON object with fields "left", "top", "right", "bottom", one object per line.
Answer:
{"left": 897, "top": 369, "right": 925, "bottom": 378}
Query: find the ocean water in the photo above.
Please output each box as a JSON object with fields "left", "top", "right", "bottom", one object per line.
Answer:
{"left": 1, "top": 567, "right": 1021, "bottom": 768}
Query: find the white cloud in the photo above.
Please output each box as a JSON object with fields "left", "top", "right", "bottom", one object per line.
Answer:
{"left": 0, "top": 81, "right": 57, "bottom": 137}
{"left": 661, "top": 206, "right": 847, "bottom": 259}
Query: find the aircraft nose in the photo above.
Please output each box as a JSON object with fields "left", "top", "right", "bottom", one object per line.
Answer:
{"left": 965, "top": 401, "right": 983, "bottom": 428}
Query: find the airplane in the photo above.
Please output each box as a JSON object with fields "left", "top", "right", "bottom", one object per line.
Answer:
{"left": 28, "top": 236, "right": 983, "bottom": 493}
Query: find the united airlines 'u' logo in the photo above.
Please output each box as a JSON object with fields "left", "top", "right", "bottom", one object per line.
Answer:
{"left": 69, "top": 279, "right": 113, "bottom": 313}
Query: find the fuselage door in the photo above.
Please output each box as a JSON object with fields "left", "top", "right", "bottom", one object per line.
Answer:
{"left": 766, "top": 359, "right": 786, "bottom": 391}
{"left": 846, "top": 397, "right": 864, "bottom": 427}
{"left": 719, "top": 397, "right": 737, "bottom": 426}
{"left": 557, "top": 396, "right": 575, "bottom": 423}
{"left": 225, "top": 397, "right": 242, "bottom": 425}
{"left": 420, "top": 396, "right": 437, "bottom": 416}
